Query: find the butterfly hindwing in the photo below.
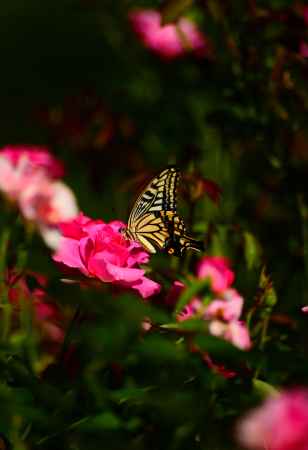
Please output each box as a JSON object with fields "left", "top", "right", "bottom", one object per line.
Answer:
{"left": 125, "top": 167, "right": 203, "bottom": 256}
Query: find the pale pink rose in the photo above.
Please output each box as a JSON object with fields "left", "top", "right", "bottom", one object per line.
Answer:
{"left": 0, "top": 145, "right": 64, "bottom": 201}
{"left": 205, "top": 288, "right": 244, "bottom": 321}
{"left": 53, "top": 214, "right": 161, "bottom": 299}
{"left": 1, "top": 145, "right": 64, "bottom": 178}
{"left": 300, "top": 41, "right": 308, "bottom": 57}
{"left": 209, "top": 320, "right": 251, "bottom": 350}
{"left": 197, "top": 256, "right": 235, "bottom": 293}
{"left": 18, "top": 177, "right": 79, "bottom": 249}
{"left": 19, "top": 177, "right": 78, "bottom": 225}
{"left": 0, "top": 154, "right": 35, "bottom": 200}
{"left": 302, "top": 306, "right": 308, "bottom": 313}
{"left": 236, "top": 389, "right": 308, "bottom": 450}
{"left": 129, "top": 9, "right": 207, "bottom": 60}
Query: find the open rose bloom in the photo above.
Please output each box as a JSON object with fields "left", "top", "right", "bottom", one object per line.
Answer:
{"left": 172, "top": 257, "right": 251, "bottom": 350}
{"left": 0, "top": 145, "right": 78, "bottom": 248}
{"left": 129, "top": 9, "right": 207, "bottom": 60}
{"left": 53, "top": 213, "right": 161, "bottom": 299}
{"left": 236, "top": 389, "right": 308, "bottom": 450}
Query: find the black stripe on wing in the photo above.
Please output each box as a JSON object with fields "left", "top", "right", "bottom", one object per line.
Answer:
{"left": 129, "top": 167, "right": 179, "bottom": 222}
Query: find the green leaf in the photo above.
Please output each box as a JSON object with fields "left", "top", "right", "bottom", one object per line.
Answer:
{"left": 161, "top": 319, "right": 207, "bottom": 332}
{"left": 243, "top": 231, "right": 261, "bottom": 269}
{"left": 160, "top": 0, "right": 194, "bottom": 25}
{"left": 259, "top": 267, "right": 277, "bottom": 308}
{"left": 252, "top": 379, "right": 279, "bottom": 399}
{"left": 82, "top": 412, "right": 122, "bottom": 431}
{"left": 194, "top": 334, "right": 245, "bottom": 362}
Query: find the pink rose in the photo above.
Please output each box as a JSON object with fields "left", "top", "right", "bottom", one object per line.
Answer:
{"left": 53, "top": 214, "right": 161, "bottom": 299}
{"left": 0, "top": 145, "right": 64, "bottom": 201}
{"left": 19, "top": 176, "right": 79, "bottom": 249}
{"left": 205, "top": 289, "right": 244, "bottom": 321}
{"left": 209, "top": 320, "right": 251, "bottom": 350}
{"left": 236, "top": 389, "right": 308, "bottom": 450}
{"left": 167, "top": 257, "right": 251, "bottom": 350}
{"left": 197, "top": 256, "right": 235, "bottom": 293}
{"left": 1, "top": 145, "right": 64, "bottom": 178}
{"left": 129, "top": 9, "right": 207, "bottom": 60}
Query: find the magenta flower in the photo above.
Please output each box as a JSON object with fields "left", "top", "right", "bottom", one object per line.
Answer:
{"left": 168, "top": 257, "right": 251, "bottom": 350}
{"left": 0, "top": 145, "right": 64, "bottom": 182}
{"left": 129, "top": 9, "right": 207, "bottom": 60}
{"left": 197, "top": 256, "right": 235, "bottom": 293}
{"left": 236, "top": 389, "right": 308, "bottom": 450}
{"left": 53, "top": 213, "right": 161, "bottom": 299}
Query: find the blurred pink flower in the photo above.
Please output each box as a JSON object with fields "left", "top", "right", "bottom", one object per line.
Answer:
{"left": 302, "top": 306, "right": 308, "bottom": 313}
{"left": 53, "top": 213, "right": 161, "bottom": 299}
{"left": 166, "top": 280, "right": 185, "bottom": 306}
{"left": 177, "top": 298, "right": 203, "bottom": 322}
{"left": 209, "top": 320, "right": 251, "bottom": 350}
{"left": 236, "top": 389, "right": 308, "bottom": 450}
{"left": 168, "top": 257, "right": 250, "bottom": 350}
{"left": 129, "top": 9, "right": 207, "bottom": 60}
{"left": 19, "top": 176, "right": 79, "bottom": 249}
{"left": 205, "top": 289, "right": 244, "bottom": 321}
{"left": 0, "top": 145, "right": 64, "bottom": 179}
{"left": 197, "top": 256, "right": 235, "bottom": 293}
{"left": 299, "top": 41, "right": 308, "bottom": 58}
{"left": 0, "top": 145, "right": 78, "bottom": 249}
{"left": 303, "top": 6, "right": 308, "bottom": 26}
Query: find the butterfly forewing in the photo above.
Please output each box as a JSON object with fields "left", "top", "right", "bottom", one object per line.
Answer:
{"left": 128, "top": 167, "right": 179, "bottom": 226}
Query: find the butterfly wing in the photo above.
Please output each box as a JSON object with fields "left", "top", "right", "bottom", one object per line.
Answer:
{"left": 161, "top": 211, "right": 204, "bottom": 256}
{"left": 129, "top": 212, "right": 169, "bottom": 254}
{"left": 128, "top": 166, "right": 179, "bottom": 228}
{"left": 125, "top": 166, "right": 203, "bottom": 255}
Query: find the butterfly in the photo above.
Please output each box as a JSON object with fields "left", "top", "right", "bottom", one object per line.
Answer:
{"left": 123, "top": 166, "right": 204, "bottom": 256}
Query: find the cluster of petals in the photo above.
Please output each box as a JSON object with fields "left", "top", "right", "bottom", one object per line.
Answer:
{"left": 53, "top": 213, "right": 161, "bottom": 299}
{"left": 236, "top": 389, "right": 308, "bottom": 450}
{"left": 129, "top": 9, "right": 207, "bottom": 60}
{"left": 173, "top": 257, "right": 251, "bottom": 350}
{"left": 0, "top": 145, "right": 78, "bottom": 248}
{"left": 6, "top": 270, "right": 64, "bottom": 348}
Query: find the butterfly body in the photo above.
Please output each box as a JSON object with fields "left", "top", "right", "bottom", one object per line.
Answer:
{"left": 123, "top": 167, "right": 203, "bottom": 256}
